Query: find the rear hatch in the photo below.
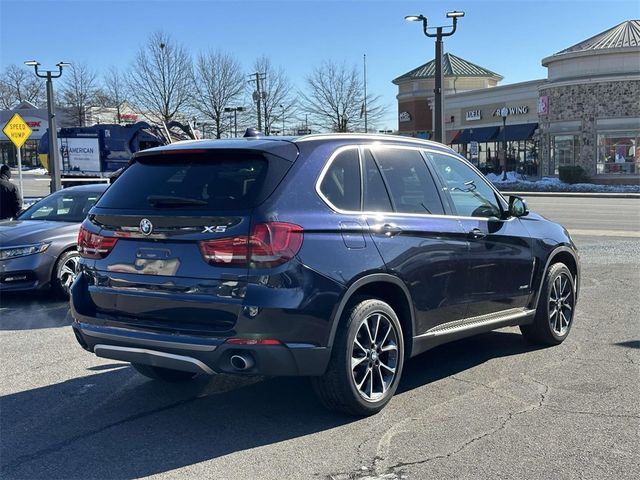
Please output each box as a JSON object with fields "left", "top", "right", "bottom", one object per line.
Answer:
{"left": 79, "top": 146, "right": 295, "bottom": 335}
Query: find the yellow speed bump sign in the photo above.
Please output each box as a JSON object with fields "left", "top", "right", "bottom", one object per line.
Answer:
{"left": 3, "top": 113, "right": 33, "bottom": 149}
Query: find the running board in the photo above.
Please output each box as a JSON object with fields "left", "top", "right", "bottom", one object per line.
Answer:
{"left": 411, "top": 307, "right": 536, "bottom": 357}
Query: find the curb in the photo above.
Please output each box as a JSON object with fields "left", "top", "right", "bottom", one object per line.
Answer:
{"left": 500, "top": 191, "right": 640, "bottom": 199}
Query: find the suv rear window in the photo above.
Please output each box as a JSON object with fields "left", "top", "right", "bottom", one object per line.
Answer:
{"left": 97, "top": 150, "right": 287, "bottom": 210}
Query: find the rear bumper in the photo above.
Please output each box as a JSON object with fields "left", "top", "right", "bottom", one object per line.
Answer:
{"left": 72, "top": 314, "right": 331, "bottom": 377}
{"left": 69, "top": 261, "right": 343, "bottom": 377}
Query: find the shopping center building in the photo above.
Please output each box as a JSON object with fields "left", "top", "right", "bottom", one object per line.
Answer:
{"left": 394, "top": 20, "right": 640, "bottom": 183}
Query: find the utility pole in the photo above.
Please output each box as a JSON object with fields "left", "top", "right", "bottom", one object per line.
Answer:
{"left": 249, "top": 72, "right": 266, "bottom": 132}
{"left": 363, "top": 54, "right": 368, "bottom": 133}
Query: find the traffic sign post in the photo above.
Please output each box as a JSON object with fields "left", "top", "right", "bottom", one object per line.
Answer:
{"left": 2, "top": 113, "right": 33, "bottom": 200}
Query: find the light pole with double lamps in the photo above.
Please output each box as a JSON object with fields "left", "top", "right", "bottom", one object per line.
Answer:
{"left": 500, "top": 106, "right": 509, "bottom": 181}
{"left": 24, "top": 60, "right": 71, "bottom": 193}
{"left": 405, "top": 11, "right": 464, "bottom": 144}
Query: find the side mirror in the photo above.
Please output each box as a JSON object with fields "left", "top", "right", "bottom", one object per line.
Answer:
{"left": 508, "top": 195, "right": 528, "bottom": 218}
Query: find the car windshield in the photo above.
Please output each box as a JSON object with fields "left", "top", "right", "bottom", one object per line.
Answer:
{"left": 18, "top": 191, "right": 102, "bottom": 222}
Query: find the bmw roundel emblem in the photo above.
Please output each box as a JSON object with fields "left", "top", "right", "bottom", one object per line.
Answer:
{"left": 139, "top": 218, "right": 153, "bottom": 236}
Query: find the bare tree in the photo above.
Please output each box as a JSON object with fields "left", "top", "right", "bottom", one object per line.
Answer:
{"left": 128, "top": 31, "right": 193, "bottom": 124}
{"left": 0, "top": 64, "right": 45, "bottom": 109}
{"left": 60, "top": 62, "right": 98, "bottom": 126}
{"left": 248, "top": 56, "right": 298, "bottom": 135}
{"left": 300, "top": 60, "right": 386, "bottom": 133}
{"left": 191, "top": 50, "right": 244, "bottom": 138}
{"left": 101, "top": 66, "right": 129, "bottom": 123}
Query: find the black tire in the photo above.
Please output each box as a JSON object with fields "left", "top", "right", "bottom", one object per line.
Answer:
{"left": 52, "top": 250, "right": 80, "bottom": 299}
{"left": 131, "top": 363, "right": 198, "bottom": 382}
{"left": 520, "top": 262, "right": 575, "bottom": 345}
{"left": 312, "top": 299, "right": 404, "bottom": 416}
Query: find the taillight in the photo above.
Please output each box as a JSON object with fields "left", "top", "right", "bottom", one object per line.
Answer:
{"left": 198, "top": 236, "right": 250, "bottom": 267}
{"left": 249, "top": 222, "right": 304, "bottom": 267}
{"left": 198, "top": 222, "right": 303, "bottom": 268}
{"left": 77, "top": 225, "right": 118, "bottom": 259}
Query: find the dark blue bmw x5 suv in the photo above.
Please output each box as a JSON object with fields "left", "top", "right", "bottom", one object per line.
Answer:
{"left": 71, "top": 133, "right": 580, "bottom": 415}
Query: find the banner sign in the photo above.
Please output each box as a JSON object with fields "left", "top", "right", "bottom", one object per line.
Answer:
{"left": 59, "top": 138, "right": 101, "bottom": 172}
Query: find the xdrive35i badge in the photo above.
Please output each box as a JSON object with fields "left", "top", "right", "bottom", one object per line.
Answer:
{"left": 139, "top": 218, "right": 153, "bottom": 235}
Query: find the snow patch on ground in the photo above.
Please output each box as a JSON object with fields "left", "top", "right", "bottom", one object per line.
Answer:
{"left": 25, "top": 168, "right": 49, "bottom": 175}
{"left": 487, "top": 172, "right": 640, "bottom": 193}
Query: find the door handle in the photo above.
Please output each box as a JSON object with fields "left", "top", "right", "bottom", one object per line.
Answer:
{"left": 468, "top": 228, "right": 486, "bottom": 240}
{"left": 375, "top": 223, "right": 402, "bottom": 237}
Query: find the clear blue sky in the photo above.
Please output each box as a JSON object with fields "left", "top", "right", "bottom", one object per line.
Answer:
{"left": 1, "top": 0, "right": 638, "bottom": 130}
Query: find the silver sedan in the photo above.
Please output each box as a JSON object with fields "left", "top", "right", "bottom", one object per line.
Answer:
{"left": 0, "top": 183, "right": 108, "bottom": 298}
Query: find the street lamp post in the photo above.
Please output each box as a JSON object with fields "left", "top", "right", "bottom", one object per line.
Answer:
{"left": 500, "top": 107, "right": 509, "bottom": 181}
{"left": 405, "top": 11, "right": 464, "bottom": 144}
{"left": 224, "top": 107, "right": 245, "bottom": 137}
{"left": 280, "top": 104, "right": 285, "bottom": 136}
{"left": 24, "top": 60, "right": 70, "bottom": 193}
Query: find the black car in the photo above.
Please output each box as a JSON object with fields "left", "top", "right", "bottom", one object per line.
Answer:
{"left": 71, "top": 133, "right": 579, "bottom": 415}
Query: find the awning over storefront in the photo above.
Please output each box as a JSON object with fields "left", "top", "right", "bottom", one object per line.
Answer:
{"left": 500, "top": 123, "right": 538, "bottom": 141}
{"left": 446, "top": 129, "right": 461, "bottom": 144}
{"left": 451, "top": 126, "right": 500, "bottom": 144}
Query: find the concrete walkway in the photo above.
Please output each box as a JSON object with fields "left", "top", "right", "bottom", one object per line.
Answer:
{"left": 502, "top": 191, "right": 640, "bottom": 199}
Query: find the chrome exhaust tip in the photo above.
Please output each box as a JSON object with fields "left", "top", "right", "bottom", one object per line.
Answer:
{"left": 230, "top": 353, "right": 255, "bottom": 371}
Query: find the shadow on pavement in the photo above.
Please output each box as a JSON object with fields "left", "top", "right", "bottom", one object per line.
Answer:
{"left": 614, "top": 340, "right": 640, "bottom": 349}
{"left": 0, "top": 291, "right": 70, "bottom": 331}
{"left": 399, "top": 330, "right": 544, "bottom": 393}
{"left": 0, "top": 329, "right": 543, "bottom": 479}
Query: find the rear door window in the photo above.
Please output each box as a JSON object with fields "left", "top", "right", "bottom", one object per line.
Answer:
{"left": 370, "top": 147, "right": 445, "bottom": 215}
{"left": 363, "top": 149, "right": 393, "bottom": 212}
{"left": 97, "top": 151, "right": 287, "bottom": 210}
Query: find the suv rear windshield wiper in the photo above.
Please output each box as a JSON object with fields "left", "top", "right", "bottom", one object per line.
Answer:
{"left": 147, "top": 195, "right": 208, "bottom": 207}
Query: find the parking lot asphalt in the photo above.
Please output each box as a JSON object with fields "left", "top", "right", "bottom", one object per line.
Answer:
{"left": 1, "top": 202, "right": 639, "bottom": 480}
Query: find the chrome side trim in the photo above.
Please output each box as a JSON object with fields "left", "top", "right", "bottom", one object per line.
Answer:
{"left": 418, "top": 307, "right": 535, "bottom": 338}
{"left": 314, "top": 144, "right": 513, "bottom": 222}
{"left": 94, "top": 344, "right": 215, "bottom": 375}
{"left": 82, "top": 327, "right": 218, "bottom": 352}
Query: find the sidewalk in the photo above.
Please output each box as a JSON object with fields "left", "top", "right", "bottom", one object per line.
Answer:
{"left": 489, "top": 172, "right": 640, "bottom": 198}
{"left": 500, "top": 190, "right": 640, "bottom": 199}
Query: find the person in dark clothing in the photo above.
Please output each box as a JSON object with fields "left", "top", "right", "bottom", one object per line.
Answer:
{"left": 0, "top": 164, "right": 22, "bottom": 220}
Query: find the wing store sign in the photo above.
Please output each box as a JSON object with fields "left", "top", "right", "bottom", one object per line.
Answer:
{"left": 493, "top": 105, "right": 529, "bottom": 117}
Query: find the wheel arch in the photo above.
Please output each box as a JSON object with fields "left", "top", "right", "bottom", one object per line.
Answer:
{"left": 328, "top": 274, "right": 416, "bottom": 358}
{"left": 532, "top": 246, "right": 580, "bottom": 310}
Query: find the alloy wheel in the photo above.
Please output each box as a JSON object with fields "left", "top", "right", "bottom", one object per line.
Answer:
{"left": 58, "top": 254, "right": 79, "bottom": 294}
{"left": 548, "top": 272, "right": 574, "bottom": 337}
{"left": 351, "top": 312, "right": 399, "bottom": 402}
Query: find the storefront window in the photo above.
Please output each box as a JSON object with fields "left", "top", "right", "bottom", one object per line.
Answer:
{"left": 596, "top": 131, "right": 639, "bottom": 175}
{"left": 551, "top": 135, "right": 578, "bottom": 175}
